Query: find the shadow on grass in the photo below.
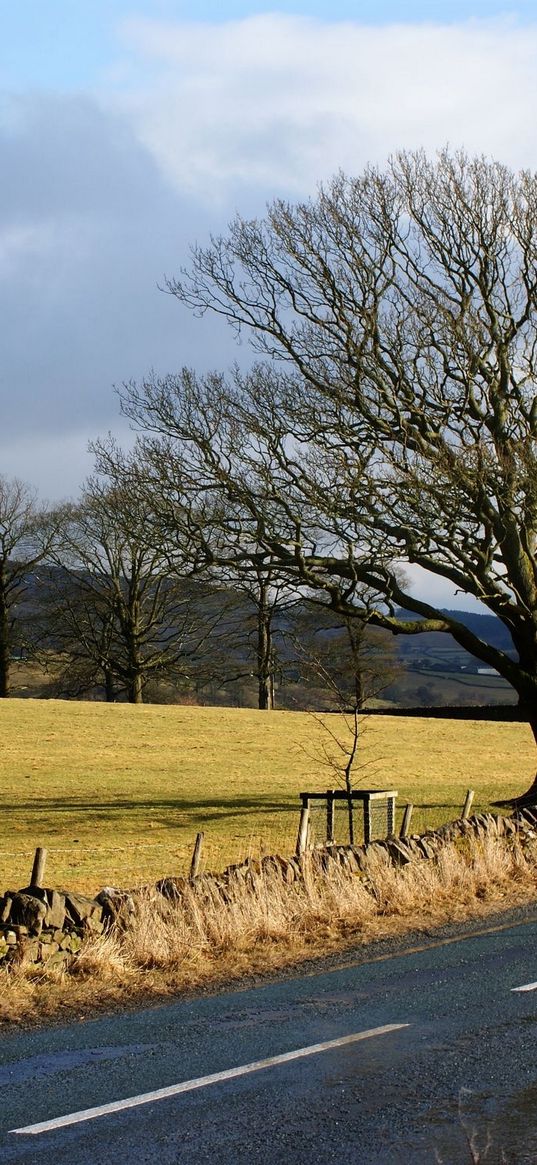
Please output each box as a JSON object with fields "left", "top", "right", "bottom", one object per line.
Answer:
{"left": 1, "top": 796, "right": 297, "bottom": 826}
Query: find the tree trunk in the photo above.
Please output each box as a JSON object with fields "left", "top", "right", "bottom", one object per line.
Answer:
{"left": 0, "top": 589, "right": 9, "bottom": 698}
{"left": 522, "top": 704, "right": 537, "bottom": 747}
{"left": 344, "top": 707, "right": 360, "bottom": 844}
{"left": 127, "top": 672, "right": 144, "bottom": 704}
{"left": 104, "top": 669, "right": 116, "bottom": 703}
{"left": 493, "top": 697, "right": 537, "bottom": 805}
{"left": 257, "top": 583, "right": 274, "bottom": 711}
{"left": 346, "top": 783, "right": 355, "bottom": 845}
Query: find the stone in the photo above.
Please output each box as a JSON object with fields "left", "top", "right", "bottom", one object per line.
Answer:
{"left": 45, "top": 890, "right": 66, "bottom": 930}
{"left": 0, "top": 895, "right": 13, "bottom": 924}
{"left": 96, "top": 887, "right": 135, "bottom": 925}
{"left": 18, "top": 885, "right": 47, "bottom": 903}
{"left": 18, "top": 939, "right": 40, "bottom": 964}
{"left": 416, "top": 838, "right": 436, "bottom": 859}
{"left": 39, "top": 941, "right": 59, "bottom": 960}
{"left": 154, "top": 878, "right": 188, "bottom": 901}
{"left": 62, "top": 891, "right": 103, "bottom": 927}
{"left": 385, "top": 839, "right": 413, "bottom": 866}
{"left": 84, "top": 916, "right": 104, "bottom": 935}
{"left": 46, "top": 950, "right": 72, "bottom": 969}
{"left": 8, "top": 893, "right": 47, "bottom": 936}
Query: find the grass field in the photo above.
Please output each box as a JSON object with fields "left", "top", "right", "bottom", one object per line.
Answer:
{"left": 1, "top": 699, "right": 535, "bottom": 895}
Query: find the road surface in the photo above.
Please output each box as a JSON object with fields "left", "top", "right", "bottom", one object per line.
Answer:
{"left": 1, "top": 915, "right": 537, "bottom": 1162}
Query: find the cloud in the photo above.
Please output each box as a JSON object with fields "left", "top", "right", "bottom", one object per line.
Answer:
{"left": 0, "top": 92, "right": 235, "bottom": 456}
{"left": 2, "top": 12, "right": 537, "bottom": 503}
{"left": 119, "top": 14, "right": 537, "bottom": 199}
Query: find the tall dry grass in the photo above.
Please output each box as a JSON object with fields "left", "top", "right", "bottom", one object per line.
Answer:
{"left": 2, "top": 833, "right": 537, "bottom": 1027}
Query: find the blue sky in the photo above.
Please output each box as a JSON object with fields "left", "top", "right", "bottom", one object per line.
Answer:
{"left": 3, "top": 1, "right": 536, "bottom": 89}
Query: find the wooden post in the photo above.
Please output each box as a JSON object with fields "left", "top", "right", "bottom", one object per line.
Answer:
{"left": 30, "top": 847, "right": 47, "bottom": 888}
{"left": 400, "top": 803, "right": 413, "bottom": 839}
{"left": 326, "top": 789, "right": 335, "bottom": 844}
{"left": 296, "top": 803, "right": 310, "bottom": 856}
{"left": 462, "top": 789, "right": 474, "bottom": 820}
{"left": 189, "top": 832, "right": 204, "bottom": 879}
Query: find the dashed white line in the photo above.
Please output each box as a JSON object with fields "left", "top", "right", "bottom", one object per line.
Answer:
{"left": 511, "top": 981, "right": 537, "bottom": 993}
{"left": 11, "top": 1023, "right": 409, "bottom": 1136}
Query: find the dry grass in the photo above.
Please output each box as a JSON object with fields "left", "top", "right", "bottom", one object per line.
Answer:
{"left": 1, "top": 699, "right": 535, "bottom": 893}
{"left": 2, "top": 832, "right": 537, "bottom": 1028}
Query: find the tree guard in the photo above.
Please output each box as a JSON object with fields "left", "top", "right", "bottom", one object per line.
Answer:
{"left": 300, "top": 790, "right": 398, "bottom": 846}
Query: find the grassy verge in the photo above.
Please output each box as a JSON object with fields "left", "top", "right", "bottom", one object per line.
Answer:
{"left": 1, "top": 700, "right": 535, "bottom": 893}
{"left": 2, "top": 832, "right": 537, "bottom": 1028}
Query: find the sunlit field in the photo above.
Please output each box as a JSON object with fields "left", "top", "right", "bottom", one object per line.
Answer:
{"left": 1, "top": 699, "right": 534, "bottom": 894}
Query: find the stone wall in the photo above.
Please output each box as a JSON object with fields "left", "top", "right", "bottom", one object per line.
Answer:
{"left": 2, "top": 806, "right": 536, "bottom": 969}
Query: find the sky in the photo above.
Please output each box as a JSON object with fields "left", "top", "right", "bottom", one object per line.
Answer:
{"left": 2, "top": 1, "right": 537, "bottom": 608}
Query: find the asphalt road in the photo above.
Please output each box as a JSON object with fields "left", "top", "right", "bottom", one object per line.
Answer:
{"left": 2, "top": 917, "right": 537, "bottom": 1164}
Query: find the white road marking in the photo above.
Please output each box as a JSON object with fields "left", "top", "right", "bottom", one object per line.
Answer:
{"left": 11, "top": 1023, "right": 409, "bottom": 1136}
{"left": 511, "top": 980, "right": 537, "bottom": 993}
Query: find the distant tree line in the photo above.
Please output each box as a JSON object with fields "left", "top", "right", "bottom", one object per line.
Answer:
{"left": 0, "top": 471, "right": 399, "bottom": 708}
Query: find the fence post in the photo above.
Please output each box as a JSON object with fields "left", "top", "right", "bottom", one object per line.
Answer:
{"left": 364, "top": 796, "right": 372, "bottom": 846}
{"left": 462, "top": 789, "right": 475, "bottom": 820}
{"left": 296, "top": 802, "right": 310, "bottom": 856}
{"left": 189, "top": 832, "right": 204, "bottom": 879}
{"left": 400, "top": 804, "right": 413, "bottom": 839}
{"left": 326, "top": 789, "right": 336, "bottom": 844}
{"left": 386, "top": 794, "right": 396, "bottom": 837}
{"left": 30, "top": 847, "right": 47, "bottom": 888}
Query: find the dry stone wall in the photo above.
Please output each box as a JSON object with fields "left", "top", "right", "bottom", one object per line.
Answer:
{"left": 1, "top": 806, "right": 536, "bottom": 969}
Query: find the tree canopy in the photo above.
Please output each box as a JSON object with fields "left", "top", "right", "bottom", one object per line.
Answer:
{"left": 120, "top": 150, "right": 537, "bottom": 743}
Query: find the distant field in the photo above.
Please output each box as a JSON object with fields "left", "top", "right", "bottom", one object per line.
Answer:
{"left": 1, "top": 699, "right": 534, "bottom": 894}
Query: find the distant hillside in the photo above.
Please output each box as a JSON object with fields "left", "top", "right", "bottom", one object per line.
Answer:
{"left": 385, "top": 606, "right": 518, "bottom": 708}
{"left": 396, "top": 608, "right": 514, "bottom": 654}
{"left": 437, "top": 609, "right": 515, "bottom": 652}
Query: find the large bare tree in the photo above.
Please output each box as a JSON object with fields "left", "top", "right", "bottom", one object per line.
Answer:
{"left": 120, "top": 150, "right": 537, "bottom": 754}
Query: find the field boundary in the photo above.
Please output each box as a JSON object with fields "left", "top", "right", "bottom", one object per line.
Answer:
{"left": 2, "top": 804, "right": 536, "bottom": 972}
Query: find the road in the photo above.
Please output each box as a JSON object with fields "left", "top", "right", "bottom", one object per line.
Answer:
{"left": 1, "top": 916, "right": 537, "bottom": 1163}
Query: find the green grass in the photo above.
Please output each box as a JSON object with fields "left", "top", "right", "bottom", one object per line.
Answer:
{"left": 0, "top": 699, "right": 534, "bottom": 894}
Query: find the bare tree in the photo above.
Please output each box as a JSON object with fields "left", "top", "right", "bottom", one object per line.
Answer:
{"left": 119, "top": 150, "right": 537, "bottom": 771}
{"left": 93, "top": 434, "right": 298, "bottom": 709}
{"left": 289, "top": 606, "right": 402, "bottom": 710}
{"left": 209, "top": 560, "right": 297, "bottom": 710}
{"left": 0, "top": 476, "right": 59, "bottom": 697}
{"left": 287, "top": 607, "right": 402, "bottom": 841}
{"left": 46, "top": 476, "right": 218, "bottom": 703}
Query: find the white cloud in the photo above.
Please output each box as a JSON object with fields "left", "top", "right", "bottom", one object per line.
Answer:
{"left": 117, "top": 14, "right": 537, "bottom": 200}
